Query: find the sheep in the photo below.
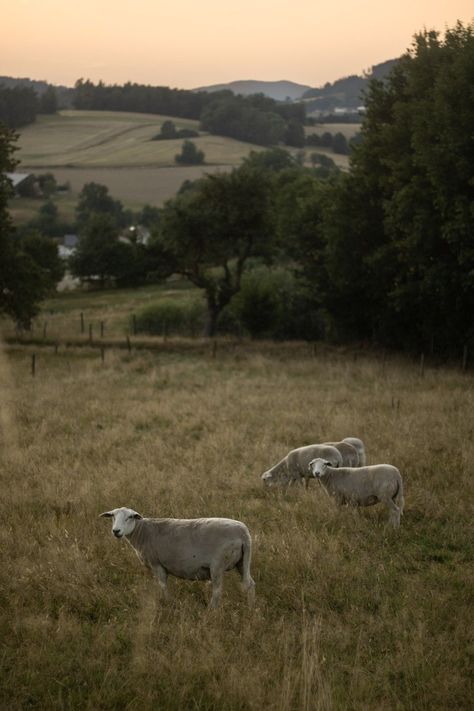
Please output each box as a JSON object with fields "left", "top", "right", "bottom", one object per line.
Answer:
{"left": 261, "top": 444, "right": 343, "bottom": 489}
{"left": 323, "top": 440, "right": 360, "bottom": 467}
{"left": 99, "top": 507, "right": 255, "bottom": 609}
{"left": 342, "top": 437, "right": 367, "bottom": 466}
{"left": 308, "top": 458, "right": 404, "bottom": 527}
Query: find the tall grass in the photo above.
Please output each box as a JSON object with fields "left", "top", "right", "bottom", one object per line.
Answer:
{"left": 0, "top": 340, "right": 472, "bottom": 709}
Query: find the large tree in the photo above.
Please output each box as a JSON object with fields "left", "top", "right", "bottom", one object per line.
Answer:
{"left": 0, "top": 125, "right": 62, "bottom": 327}
{"left": 320, "top": 22, "right": 474, "bottom": 351}
{"left": 157, "top": 166, "right": 275, "bottom": 336}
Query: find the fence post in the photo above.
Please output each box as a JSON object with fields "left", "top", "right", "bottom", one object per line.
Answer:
{"left": 419, "top": 353, "right": 425, "bottom": 377}
{"left": 80, "top": 312, "right": 85, "bottom": 334}
{"left": 100, "top": 321, "right": 105, "bottom": 339}
{"left": 31, "top": 353, "right": 36, "bottom": 377}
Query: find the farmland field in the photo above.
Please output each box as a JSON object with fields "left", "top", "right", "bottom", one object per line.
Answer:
{"left": 16, "top": 111, "right": 264, "bottom": 169}
{"left": 12, "top": 110, "right": 268, "bottom": 208}
{"left": 0, "top": 305, "right": 472, "bottom": 708}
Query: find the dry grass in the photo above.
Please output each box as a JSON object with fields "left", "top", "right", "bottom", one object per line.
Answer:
{"left": 0, "top": 336, "right": 472, "bottom": 710}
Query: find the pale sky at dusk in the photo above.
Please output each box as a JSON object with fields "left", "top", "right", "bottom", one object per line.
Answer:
{"left": 2, "top": 1, "right": 473, "bottom": 89}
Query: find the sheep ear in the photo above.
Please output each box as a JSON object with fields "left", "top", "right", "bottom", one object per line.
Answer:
{"left": 99, "top": 511, "right": 114, "bottom": 518}
{"left": 133, "top": 513, "right": 143, "bottom": 520}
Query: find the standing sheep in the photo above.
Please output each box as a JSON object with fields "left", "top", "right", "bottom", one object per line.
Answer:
{"left": 308, "top": 458, "right": 404, "bottom": 527}
{"left": 100, "top": 507, "right": 256, "bottom": 608}
{"left": 342, "top": 437, "right": 367, "bottom": 466}
{"left": 261, "top": 444, "right": 343, "bottom": 489}
{"left": 323, "top": 440, "right": 360, "bottom": 467}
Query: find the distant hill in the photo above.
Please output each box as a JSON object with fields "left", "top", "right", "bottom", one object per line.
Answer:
{"left": 0, "top": 76, "right": 74, "bottom": 108}
{"left": 301, "top": 59, "right": 398, "bottom": 114}
{"left": 194, "top": 80, "right": 313, "bottom": 102}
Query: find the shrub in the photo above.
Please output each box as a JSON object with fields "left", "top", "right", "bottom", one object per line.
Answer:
{"left": 219, "top": 267, "right": 321, "bottom": 340}
{"left": 175, "top": 140, "right": 205, "bottom": 165}
{"left": 133, "top": 298, "right": 206, "bottom": 337}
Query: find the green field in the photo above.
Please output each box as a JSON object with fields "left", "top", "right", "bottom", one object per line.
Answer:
{"left": 0, "top": 305, "right": 472, "bottom": 709}
{"left": 16, "top": 110, "right": 264, "bottom": 169}
{"left": 11, "top": 110, "right": 271, "bottom": 210}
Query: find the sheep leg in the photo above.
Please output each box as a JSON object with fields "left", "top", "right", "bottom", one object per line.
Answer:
{"left": 209, "top": 565, "right": 224, "bottom": 609}
{"left": 385, "top": 498, "right": 401, "bottom": 528}
{"left": 151, "top": 564, "right": 169, "bottom": 598}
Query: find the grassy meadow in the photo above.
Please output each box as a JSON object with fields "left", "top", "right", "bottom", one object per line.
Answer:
{"left": 16, "top": 111, "right": 263, "bottom": 170}
{"left": 0, "top": 317, "right": 472, "bottom": 708}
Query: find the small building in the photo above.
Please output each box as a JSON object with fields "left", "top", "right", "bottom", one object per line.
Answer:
{"left": 6, "top": 172, "right": 33, "bottom": 195}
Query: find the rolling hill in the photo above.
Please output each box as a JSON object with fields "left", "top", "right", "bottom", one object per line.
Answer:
{"left": 194, "top": 79, "right": 312, "bottom": 101}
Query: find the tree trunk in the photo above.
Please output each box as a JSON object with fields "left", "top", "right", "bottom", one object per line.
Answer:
{"left": 205, "top": 303, "right": 219, "bottom": 337}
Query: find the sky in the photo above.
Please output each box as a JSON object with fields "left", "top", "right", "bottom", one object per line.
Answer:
{"left": 1, "top": 0, "right": 473, "bottom": 89}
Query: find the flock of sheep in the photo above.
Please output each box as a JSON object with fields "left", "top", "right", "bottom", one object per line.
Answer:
{"left": 100, "top": 436, "right": 404, "bottom": 608}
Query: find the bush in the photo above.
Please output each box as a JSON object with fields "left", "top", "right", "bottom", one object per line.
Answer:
{"left": 175, "top": 140, "right": 205, "bottom": 165}
{"left": 133, "top": 298, "right": 206, "bottom": 337}
{"left": 219, "top": 267, "right": 321, "bottom": 340}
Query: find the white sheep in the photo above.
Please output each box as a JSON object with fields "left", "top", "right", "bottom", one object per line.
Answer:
{"left": 261, "top": 444, "right": 343, "bottom": 489}
{"left": 308, "top": 458, "right": 404, "bottom": 527}
{"left": 100, "top": 507, "right": 255, "bottom": 608}
{"left": 323, "top": 440, "right": 360, "bottom": 466}
{"left": 342, "top": 437, "right": 367, "bottom": 466}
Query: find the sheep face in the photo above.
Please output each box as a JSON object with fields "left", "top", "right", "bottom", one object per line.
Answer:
{"left": 100, "top": 507, "right": 143, "bottom": 538}
{"left": 261, "top": 468, "right": 288, "bottom": 487}
{"left": 308, "top": 458, "right": 330, "bottom": 478}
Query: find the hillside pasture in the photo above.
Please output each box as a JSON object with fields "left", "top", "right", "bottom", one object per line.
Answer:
{"left": 32, "top": 165, "right": 234, "bottom": 208}
{"left": 16, "top": 110, "right": 264, "bottom": 169}
{"left": 0, "top": 330, "right": 472, "bottom": 709}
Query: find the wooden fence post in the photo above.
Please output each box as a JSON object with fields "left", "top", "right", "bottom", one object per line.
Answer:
{"left": 31, "top": 353, "right": 36, "bottom": 377}
{"left": 80, "top": 312, "right": 85, "bottom": 334}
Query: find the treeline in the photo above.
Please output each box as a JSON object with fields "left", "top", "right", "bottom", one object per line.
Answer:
{"left": 0, "top": 84, "right": 57, "bottom": 128}
{"left": 73, "top": 79, "right": 306, "bottom": 147}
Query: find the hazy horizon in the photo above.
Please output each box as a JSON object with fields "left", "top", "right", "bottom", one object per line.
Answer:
{"left": 2, "top": 1, "right": 473, "bottom": 90}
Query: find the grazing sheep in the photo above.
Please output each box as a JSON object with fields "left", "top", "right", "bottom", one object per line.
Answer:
{"left": 323, "top": 440, "right": 360, "bottom": 467}
{"left": 308, "top": 458, "right": 404, "bottom": 527}
{"left": 100, "top": 507, "right": 255, "bottom": 608}
{"left": 261, "top": 444, "right": 343, "bottom": 489}
{"left": 342, "top": 437, "right": 367, "bottom": 466}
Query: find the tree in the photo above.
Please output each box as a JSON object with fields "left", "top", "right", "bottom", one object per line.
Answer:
{"left": 175, "top": 140, "right": 205, "bottom": 165}
{"left": 70, "top": 214, "right": 122, "bottom": 287}
{"left": 75, "top": 182, "right": 126, "bottom": 230}
{"left": 38, "top": 86, "right": 57, "bottom": 114}
{"left": 0, "top": 126, "right": 60, "bottom": 327}
{"left": 319, "top": 22, "right": 474, "bottom": 351}
{"left": 157, "top": 166, "right": 274, "bottom": 335}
